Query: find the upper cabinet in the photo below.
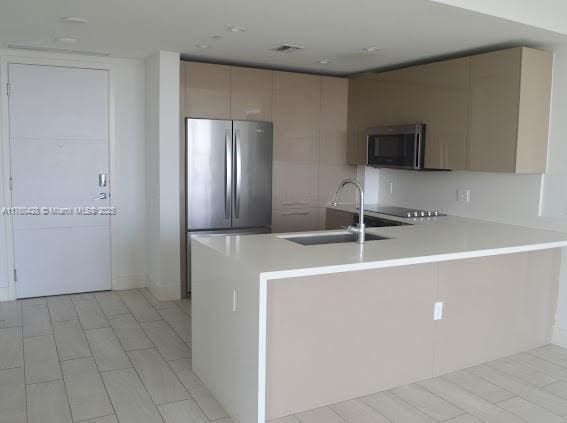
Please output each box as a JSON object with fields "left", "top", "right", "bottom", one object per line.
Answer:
{"left": 420, "top": 58, "right": 470, "bottom": 170}
{"left": 271, "top": 71, "right": 321, "bottom": 211}
{"left": 230, "top": 66, "right": 273, "bottom": 121}
{"left": 185, "top": 62, "right": 230, "bottom": 119}
{"left": 183, "top": 62, "right": 273, "bottom": 122}
{"left": 467, "top": 47, "right": 552, "bottom": 173}
{"left": 347, "top": 47, "right": 553, "bottom": 174}
{"left": 347, "top": 58, "right": 469, "bottom": 170}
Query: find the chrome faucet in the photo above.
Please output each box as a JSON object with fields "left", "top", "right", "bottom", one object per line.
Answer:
{"left": 331, "top": 178, "right": 365, "bottom": 244}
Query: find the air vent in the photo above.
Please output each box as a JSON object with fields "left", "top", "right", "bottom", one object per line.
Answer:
{"left": 273, "top": 44, "right": 304, "bottom": 53}
{"left": 6, "top": 44, "right": 111, "bottom": 57}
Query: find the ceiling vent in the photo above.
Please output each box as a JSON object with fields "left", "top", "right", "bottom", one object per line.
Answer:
{"left": 273, "top": 44, "right": 304, "bottom": 53}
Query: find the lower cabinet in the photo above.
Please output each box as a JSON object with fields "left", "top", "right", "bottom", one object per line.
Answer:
{"left": 271, "top": 208, "right": 319, "bottom": 233}
{"left": 325, "top": 208, "right": 355, "bottom": 229}
{"left": 266, "top": 248, "right": 560, "bottom": 419}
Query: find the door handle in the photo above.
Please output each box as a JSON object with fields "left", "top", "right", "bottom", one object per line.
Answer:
{"left": 91, "top": 192, "right": 107, "bottom": 201}
{"left": 224, "top": 129, "right": 232, "bottom": 219}
{"left": 234, "top": 129, "right": 242, "bottom": 219}
{"left": 98, "top": 173, "right": 108, "bottom": 187}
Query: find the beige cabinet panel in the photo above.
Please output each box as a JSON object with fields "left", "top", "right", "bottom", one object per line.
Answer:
{"left": 467, "top": 48, "right": 522, "bottom": 172}
{"left": 271, "top": 208, "right": 318, "bottom": 233}
{"left": 266, "top": 264, "right": 438, "bottom": 419}
{"left": 420, "top": 58, "right": 470, "bottom": 170}
{"left": 325, "top": 208, "right": 354, "bottom": 229}
{"left": 230, "top": 66, "right": 273, "bottom": 121}
{"left": 185, "top": 62, "right": 230, "bottom": 119}
{"left": 319, "top": 76, "right": 356, "bottom": 206}
{"left": 346, "top": 75, "right": 379, "bottom": 165}
{"left": 272, "top": 71, "right": 321, "bottom": 211}
{"left": 516, "top": 48, "right": 553, "bottom": 173}
{"left": 467, "top": 47, "right": 552, "bottom": 173}
{"left": 434, "top": 249, "right": 560, "bottom": 375}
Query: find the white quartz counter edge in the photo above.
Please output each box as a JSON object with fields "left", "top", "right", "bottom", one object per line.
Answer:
{"left": 259, "top": 239, "right": 567, "bottom": 280}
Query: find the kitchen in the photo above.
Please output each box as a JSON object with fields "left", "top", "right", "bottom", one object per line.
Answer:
{"left": 3, "top": 1, "right": 567, "bottom": 423}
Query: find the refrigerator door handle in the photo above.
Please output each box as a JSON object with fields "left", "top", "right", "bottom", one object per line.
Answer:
{"left": 224, "top": 129, "right": 232, "bottom": 219}
{"left": 234, "top": 129, "right": 242, "bottom": 218}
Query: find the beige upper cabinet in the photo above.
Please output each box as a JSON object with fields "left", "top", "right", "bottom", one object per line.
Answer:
{"left": 467, "top": 47, "right": 553, "bottom": 173}
{"left": 347, "top": 60, "right": 468, "bottom": 170}
{"left": 272, "top": 71, "right": 321, "bottom": 210}
{"left": 347, "top": 47, "right": 552, "bottom": 173}
{"left": 185, "top": 62, "right": 230, "bottom": 119}
{"left": 319, "top": 76, "right": 356, "bottom": 208}
{"left": 419, "top": 58, "right": 470, "bottom": 170}
{"left": 230, "top": 66, "right": 273, "bottom": 121}
{"left": 347, "top": 74, "right": 380, "bottom": 165}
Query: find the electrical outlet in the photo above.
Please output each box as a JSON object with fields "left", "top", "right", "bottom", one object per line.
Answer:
{"left": 456, "top": 188, "right": 471, "bottom": 203}
{"left": 389, "top": 181, "right": 394, "bottom": 195}
{"left": 433, "top": 302, "right": 444, "bottom": 320}
{"left": 232, "top": 289, "right": 238, "bottom": 312}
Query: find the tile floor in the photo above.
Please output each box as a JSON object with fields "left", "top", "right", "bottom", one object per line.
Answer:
{"left": 3, "top": 289, "right": 567, "bottom": 423}
{"left": 271, "top": 344, "right": 567, "bottom": 423}
{"left": 0, "top": 288, "right": 230, "bottom": 423}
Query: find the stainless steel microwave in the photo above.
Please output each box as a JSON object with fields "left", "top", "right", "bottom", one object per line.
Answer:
{"left": 366, "top": 124, "right": 426, "bottom": 170}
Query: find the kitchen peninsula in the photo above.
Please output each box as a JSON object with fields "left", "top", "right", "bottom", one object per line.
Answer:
{"left": 192, "top": 208, "right": 567, "bottom": 423}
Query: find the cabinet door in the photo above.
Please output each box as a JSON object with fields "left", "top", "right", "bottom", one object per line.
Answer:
{"left": 185, "top": 62, "right": 230, "bottom": 119}
{"left": 271, "top": 208, "right": 319, "bottom": 233}
{"left": 347, "top": 75, "right": 379, "bottom": 165}
{"left": 230, "top": 67, "right": 273, "bottom": 121}
{"left": 272, "top": 71, "right": 321, "bottom": 211}
{"left": 325, "top": 208, "right": 354, "bottom": 229}
{"left": 319, "top": 77, "right": 356, "bottom": 206}
{"left": 421, "top": 58, "right": 470, "bottom": 170}
{"left": 467, "top": 48, "right": 522, "bottom": 172}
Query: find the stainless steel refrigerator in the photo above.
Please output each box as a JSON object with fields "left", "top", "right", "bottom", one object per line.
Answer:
{"left": 185, "top": 118, "right": 273, "bottom": 292}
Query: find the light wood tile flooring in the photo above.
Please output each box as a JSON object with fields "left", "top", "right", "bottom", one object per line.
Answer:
{"left": 0, "top": 289, "right": 229, "bottom": 423}
{"left": 272, "top": 345, "right": 567, "bottom": 423}
{"left": 4, "top": 289, "right": 567, "bottom": 423}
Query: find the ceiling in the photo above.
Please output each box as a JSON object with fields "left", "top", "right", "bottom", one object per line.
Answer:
{"left": 0, "top": 0, "right": 566, "bottom": 75}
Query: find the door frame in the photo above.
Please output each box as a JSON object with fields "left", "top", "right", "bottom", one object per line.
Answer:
{"left": 0, "top": 54, "right": 117, "bottom": 301}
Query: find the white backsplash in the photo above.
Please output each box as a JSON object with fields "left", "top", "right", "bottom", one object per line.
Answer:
{"left": 362, "top": 167, "right": 543, "bottom": 223}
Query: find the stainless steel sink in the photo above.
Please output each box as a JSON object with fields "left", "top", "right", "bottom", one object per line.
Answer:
{"left": 282, "top": 232, "right": 390, "bottom": 246}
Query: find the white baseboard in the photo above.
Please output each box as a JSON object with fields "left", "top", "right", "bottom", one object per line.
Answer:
{"left": 146, "top": 276, "right": 181, "bottom": 301}
{"left": 112, "top": 274, "right": 147, "bottom": 291}
{"left": 552, "top": 326, "right": 567, "bottom": 348}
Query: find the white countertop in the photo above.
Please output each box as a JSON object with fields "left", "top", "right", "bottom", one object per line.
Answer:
{"left": 193, "top": 205, "right": 567, "bottom": 279}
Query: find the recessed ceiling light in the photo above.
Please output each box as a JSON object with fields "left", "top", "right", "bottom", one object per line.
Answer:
{"left": 196, "top": 44, "right": 210, "bottom": 49}
{"left": 363, "top": 47, "right": 381, "bottom": 52}
{"left": 60, "top": 16, "right": 88, "bottom": 24}
{"left": 227, "top": 26, "right": 247, "bottom": 33}
{"left": 211, "top": 35, "right": 224, "bottom": 40}
{"left": 318, "top": 59, "right": 332, "bottom": 65}
{"left": 54, "top": 36, "right": 78, "bottom": 44}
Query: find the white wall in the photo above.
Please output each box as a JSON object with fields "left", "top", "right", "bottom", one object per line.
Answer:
{"left": 145, "top": 51, "right": 181, "bottom": 301}
{"left": 430, "top": 0, "right": 567, "bottom": 36}
{"left": 0, "top": 49, "right": 148, "bottom": 301}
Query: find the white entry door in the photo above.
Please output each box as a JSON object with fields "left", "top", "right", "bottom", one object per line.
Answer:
{"left": 8, "top": 63, "right": 111, "bottom": 298}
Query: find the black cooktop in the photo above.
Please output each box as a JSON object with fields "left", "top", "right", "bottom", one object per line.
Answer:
{"left": 364, "top": 205, "right": 446, "bottom": 218}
